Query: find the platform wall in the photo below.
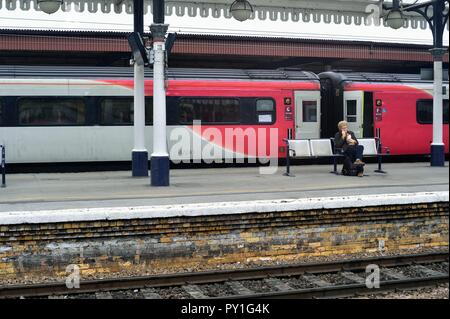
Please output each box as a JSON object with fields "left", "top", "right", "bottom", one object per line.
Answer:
{"left": 0, "top": 201, "right": 448, "bottom": 281}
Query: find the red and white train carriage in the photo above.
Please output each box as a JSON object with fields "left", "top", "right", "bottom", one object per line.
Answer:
{"left": 0, "top": 66, "right": 448, "bottom": 164}
{"left": 0, "top": 66, "right": 319, "bottom": 163}
{"left": 319, "top": 72, "right": 449, "bottom": 155}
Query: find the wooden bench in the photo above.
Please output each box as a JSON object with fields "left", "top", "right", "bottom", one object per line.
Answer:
{"left": 283, "top": 138, "right": 389, "bottom": 177}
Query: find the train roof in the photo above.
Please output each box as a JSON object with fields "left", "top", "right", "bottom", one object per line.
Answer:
{"left": 0, "top": 66, "right": 319, "bottom": 82}
{"left": 319, "top": 71, "right": 449, "bottom": 84}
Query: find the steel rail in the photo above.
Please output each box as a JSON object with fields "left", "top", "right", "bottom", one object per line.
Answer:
{"left": 0, "top": 251, "right": 447, "bottom": 299}
{"left": 216, "top": 275, "right": 449, "bottom": 299}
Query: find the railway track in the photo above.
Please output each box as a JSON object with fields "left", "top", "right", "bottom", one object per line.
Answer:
{"left": 0, "top": 252, "right": 448, "bottom": 299}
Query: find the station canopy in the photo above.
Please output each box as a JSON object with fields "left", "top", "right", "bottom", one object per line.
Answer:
{"left": 0, "top": 0, "right": 447, "bottom": 30}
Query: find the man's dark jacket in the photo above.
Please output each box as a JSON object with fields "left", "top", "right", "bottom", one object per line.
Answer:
{"left": 334, "top": 131, "right": 359, "bottom": 151}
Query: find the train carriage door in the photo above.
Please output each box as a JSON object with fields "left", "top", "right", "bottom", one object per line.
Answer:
{"left": 294, "top": 91, "right": 321, "bottom": 139}
{"left": 343, "top": 91, "right": 364, "bottom": 138}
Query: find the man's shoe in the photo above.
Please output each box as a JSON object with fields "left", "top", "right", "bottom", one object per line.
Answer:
{"left": 354, "top": 159, "right": 365, "bottom": 165}
{"left": 357, "top": 172, "right": 364, "bottom": 177}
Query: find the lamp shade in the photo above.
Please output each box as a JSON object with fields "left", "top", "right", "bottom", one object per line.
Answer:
{"left": 38, "top": 0, "right": 63, "bottom": 14}
{"left": 230, "top": 0, "right": 254, "bottom": 22}
{"left": 386, "top": 9, "right": 404, "bottom": 29}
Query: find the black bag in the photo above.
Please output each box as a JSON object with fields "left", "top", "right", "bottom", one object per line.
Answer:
{"left": 341, "top": 156, "right": 364, "bottom": 176}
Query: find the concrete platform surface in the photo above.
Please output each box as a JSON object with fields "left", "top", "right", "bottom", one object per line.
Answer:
{"left": 0, "top": 162, "right": 448, "bottom": 213}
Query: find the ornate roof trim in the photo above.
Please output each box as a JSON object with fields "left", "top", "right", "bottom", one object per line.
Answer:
{"left": 0, "top": 0, "right": 447, "bottom": 30}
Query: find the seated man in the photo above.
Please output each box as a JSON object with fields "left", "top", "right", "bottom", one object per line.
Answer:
{"left": 334, "top": 121, "right": 365, "bottom": 177}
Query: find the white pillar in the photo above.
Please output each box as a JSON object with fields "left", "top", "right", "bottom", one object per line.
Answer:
{"left": 431, "top": 58, "right": 445, "bottom": 167}
{"left": 152, "top": 41, "right": 168, "bottom": 158}
{"left": 131, "top": 62, "right": 149, "bottom": 176}
{"left": 433, "top": 60, "right": 443, "bottom": 145}
{"left": 150, "top": 24, "right": 170, "bottom": 186}
{"left": 134, "top": 63, "right": 146, "bottom": 151}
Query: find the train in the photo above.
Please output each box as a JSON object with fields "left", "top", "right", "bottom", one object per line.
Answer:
{"left": 0, "top": 65, "right": 448, "bottom": 164}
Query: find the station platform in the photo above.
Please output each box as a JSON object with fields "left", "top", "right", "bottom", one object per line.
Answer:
{"left": 0, "top": 162, "right": 448, "bottom": 214}
{"left": 0, "top": 162, "right": 448, "bottom": 281}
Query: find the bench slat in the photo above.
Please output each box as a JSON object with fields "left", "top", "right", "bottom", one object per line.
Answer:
{"left": 288, "top": 140, "right": 311, "bottom": 157}
{"left": 358, "top": 138, "right": 378, "bottom": 156}
{"left": 310, "top": 139, "right": 334, "bottom": 157}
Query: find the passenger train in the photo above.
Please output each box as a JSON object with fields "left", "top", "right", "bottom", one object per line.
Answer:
{"left": 0, "top": 66, "right": 448, "bottom": 164}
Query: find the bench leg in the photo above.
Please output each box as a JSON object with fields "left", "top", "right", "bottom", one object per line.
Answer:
{"left": 330, "top": 156, "right": 339, "bottom": 175}
{"left": 374, "top": 154, "right": 387, "bottom": 174}
{"left": 283, "top": 145, "right": 295, "bottom": 177}
{"left": 283, "top": 172, "right": 296, "bottom": 177}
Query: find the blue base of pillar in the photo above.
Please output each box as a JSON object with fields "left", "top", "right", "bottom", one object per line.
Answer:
{"left": 132, "top": 151, "right": 149, "bottom": 177}
{"left": 431, "top": 144, "right": 445, "bottom": 167}
{"left": 151, "top": 156, "right": 170, "bottom": 186}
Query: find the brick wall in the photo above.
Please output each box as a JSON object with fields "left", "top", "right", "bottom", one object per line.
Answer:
{"left": 0, "top": 202, "right": 448, "bottom": 280}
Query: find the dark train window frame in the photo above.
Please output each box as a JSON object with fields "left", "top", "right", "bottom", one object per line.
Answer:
{"left": 255, "top": 98, "right": 277, "bottom": 125}
{"left": 0, "top": 99, "right": 3, "bottom": 126}
{"left": 416, "top": 99, "right": 449, "bottom": 125}
{"left": 176, "top": 97, "right": 277, "bottom": 126}
{"left": 300, "top": 100, "right": 319, "bottom": 123}
{"left": 98, "top": 96, "right": 154, "bottom": 126}
{"left": 16, "top": 97, "right": 87, "bottom": 126}
{"left": 177, "top": 97, "right": 242, "bottom": 125}
{"left": 345, "top": 100, "right": 358, "bottom": 123}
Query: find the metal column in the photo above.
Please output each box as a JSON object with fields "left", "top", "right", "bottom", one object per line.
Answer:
{"left": 430, "top": 0, "right": 447, "bottom": 166}
{"left": 150, "top": 0, "right": 170, "bottom": 186}
{"left": 431, "top": 49, "right": 445, "bottom": 166}
{"left": 132, "top": 0, "right": 149, "bottom": 176}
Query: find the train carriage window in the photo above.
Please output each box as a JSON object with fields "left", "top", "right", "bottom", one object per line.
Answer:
{"left": 179, "top": 98, "right": 240, "bottom": 124}
{"left": 302, "top": 101, "right": 318, "bottom": 122}
{"left": 100, "top": 97, "right": 153, "bottom": 125}
{"left": 256, "top": 99, "right": 275, "bottom": 124}
{"left": 346, "top": 100, "right": 357, "bottom": 123}
{"left": 179, "top": 102, "right": 193, "bottom": 123}
{"left": 256, "top": 100, "right": 274, "bottom": 112}
{"left": 144, "top": 98, "right": 153, "bottom": 125}
{"left": 445, "top": 100, "right": 449, "bottom": 124}
{"left": 0, "top": 100, "right": 3, "bottom": 126}
{"left": 417, "top": 100, "right": 449, "bottom": 125}
{"left": 101, "top": 98, "right": 133, "bottom": 125}
{"left": 18, "top": 98, "right": 86, "bottom": 126}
